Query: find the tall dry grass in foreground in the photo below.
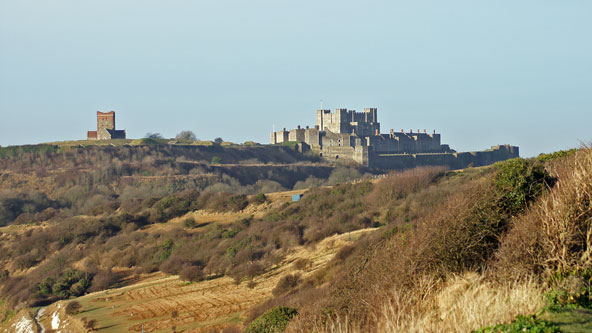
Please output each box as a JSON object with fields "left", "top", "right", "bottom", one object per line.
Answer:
{"left": 538, "top": 147, "right": 592, "bottom": 273}
{"left": 310, "top": 273, "right": 545, "bottom": 333}
{"left": 495, "top": 146, "right": 592, "bottom": 278}
{"left": 379, "top": 273, "right": 545, "bottom": 333}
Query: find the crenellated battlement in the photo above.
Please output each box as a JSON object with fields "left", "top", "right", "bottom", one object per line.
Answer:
{"left": 273, "top": 107, "right": 445, "bottom": 155}
{"left": 316, "top": 108, "right": 379, "bottom": 137}
{"left": 271, "top": 107, "right": 519, "bottom": 169}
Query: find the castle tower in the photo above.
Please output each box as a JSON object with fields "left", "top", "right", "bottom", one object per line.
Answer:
{"left": 316, "top": 109, "right": 331, "bottom": 131}
{"left": 87, "top": 110, "right": 126, "bottom": 140}
{"left": 97, "top": 111, "right": 116, "bottom": 132}
{"left": 364, "top": 108, "right": 377, "bottom": 123}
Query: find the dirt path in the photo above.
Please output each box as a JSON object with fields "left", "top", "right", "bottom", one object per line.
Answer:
{"left": 33, "top": 308, "right": 45, "bottom": 333}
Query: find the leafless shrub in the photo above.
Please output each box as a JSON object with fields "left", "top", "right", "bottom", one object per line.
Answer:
{"left": 334, "top": 245, "right": 355, "bottom": 262}
{"left": 85, "top": 319, "right": 97, "bottom": 330}
{"left": 366, "top": 166, "right": 446, "bottom": 209}
{"left": 228, "top": 262, "right": 266, "bottom": 284}
{"left": 272, "top": 274, "right": 301, "bottom": 297}
{"left": 65, "top": 300, "right": 82, "bottom": 315}
{"left": 159, "top": 255, "right": 188, "bottom": 275}
{"left": 293, "top": 258, "right": 312, "bottom": 271}
{"left": 179, "top": 265, "right": 204, "bottom": 282}
{"left": 13, "top": 253, "right": 38, "bottom": 270}
{"left": 89, "top": 268, "right": 118, "bottom": 292}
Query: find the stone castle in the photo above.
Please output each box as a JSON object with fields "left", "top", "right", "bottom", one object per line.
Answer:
{"left": 271, "top": 108, "right": 519, "bottom": 170}
{"left": 87, "top": 111, "right": 126, "bottom": 140}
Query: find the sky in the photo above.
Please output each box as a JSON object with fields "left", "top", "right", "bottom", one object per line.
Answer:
{"left": 0, "top": 0, "right": 591, "bottom": 157}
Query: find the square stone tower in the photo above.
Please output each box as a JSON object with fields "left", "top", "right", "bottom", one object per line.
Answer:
{"left": 87, "top": 110, "right": 126, "bottom": 140}
{"left": 97, "top": 111, "right": 115, "bottom": 132}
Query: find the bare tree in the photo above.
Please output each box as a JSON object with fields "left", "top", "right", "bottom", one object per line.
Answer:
{"left": 176, "top": 131, "right": 197, "bottom": 142}
{"left": 145, "top": 132, "right": 164, "bottom": 139}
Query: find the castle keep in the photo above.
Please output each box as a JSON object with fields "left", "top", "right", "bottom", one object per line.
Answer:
{"left": 87, "top": 111, "right": 126, "bottom": 140}
{"left": 271, "top": 108, "right": 519, "bottom": 170}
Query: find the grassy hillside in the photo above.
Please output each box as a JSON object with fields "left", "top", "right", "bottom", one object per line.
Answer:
{"left": 0, "top": 143, "right": 372, "bottom": 310}
{"left": 249, "top": 148, "right": 589, "bottom": 332}
{"left": 1, "top": 142, "right": 590, "bottom": 332}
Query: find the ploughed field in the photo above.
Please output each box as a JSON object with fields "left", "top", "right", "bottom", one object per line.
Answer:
{"left": 40, "top": 229, "right": 372, "bottom": 332}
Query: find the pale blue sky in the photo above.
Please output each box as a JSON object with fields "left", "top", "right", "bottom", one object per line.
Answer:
{"left": 1, "top": 1, "right": 590, "bottom": 157}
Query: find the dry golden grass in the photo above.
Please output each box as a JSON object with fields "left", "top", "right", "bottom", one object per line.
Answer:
{"left": 144, "top": 209, "right": 256, "bottom": 234}
{"left": 404, "top": 273, "right": 545, "bottom": 332}
{"left": 494, "top": 147, "right": 592, "bottom": 279}
{"left": 538, "top": 147, "right": 592, "bottom": 273}
{"left": 312, "top": 272, "right": 546, "bottom": 333}
{"left": 144, "top": 188, "right": 305, "bottom": 234}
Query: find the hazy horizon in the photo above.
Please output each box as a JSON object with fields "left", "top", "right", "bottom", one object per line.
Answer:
{"left": 1, "top": 1, "right": 591, "bottom": 157}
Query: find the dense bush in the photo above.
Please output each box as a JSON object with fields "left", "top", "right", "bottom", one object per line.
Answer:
{"left": 251, "top": 193, "right": 267, "bottom": 205}
{"left": 537, "top": 148, "right": 578, "bottom": 163}
{"left": 494, "top": 158, "right": 555, "bottom": 215}
{"left": 245, "top": 307, "right": 298, "bottom": 333}
{"left": 183, "top": 217, "right": 196, "bottom": 228}
{"left": 35, "top": 269, "right": 92, "bottom": 300}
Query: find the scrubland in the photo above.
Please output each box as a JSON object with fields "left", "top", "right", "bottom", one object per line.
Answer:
{"left": 1, "top": 142, "right": 590, "bottom": 332}
{"left": 277, "top": 148, "right": 590, "bottom": 332}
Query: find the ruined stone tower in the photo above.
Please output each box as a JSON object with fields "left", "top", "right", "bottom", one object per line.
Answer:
{"left": 97, "top": 111, "right": 115, "bottom": 133}
{"left": 87, "top": 111, "right": 126, "bottom": 140}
